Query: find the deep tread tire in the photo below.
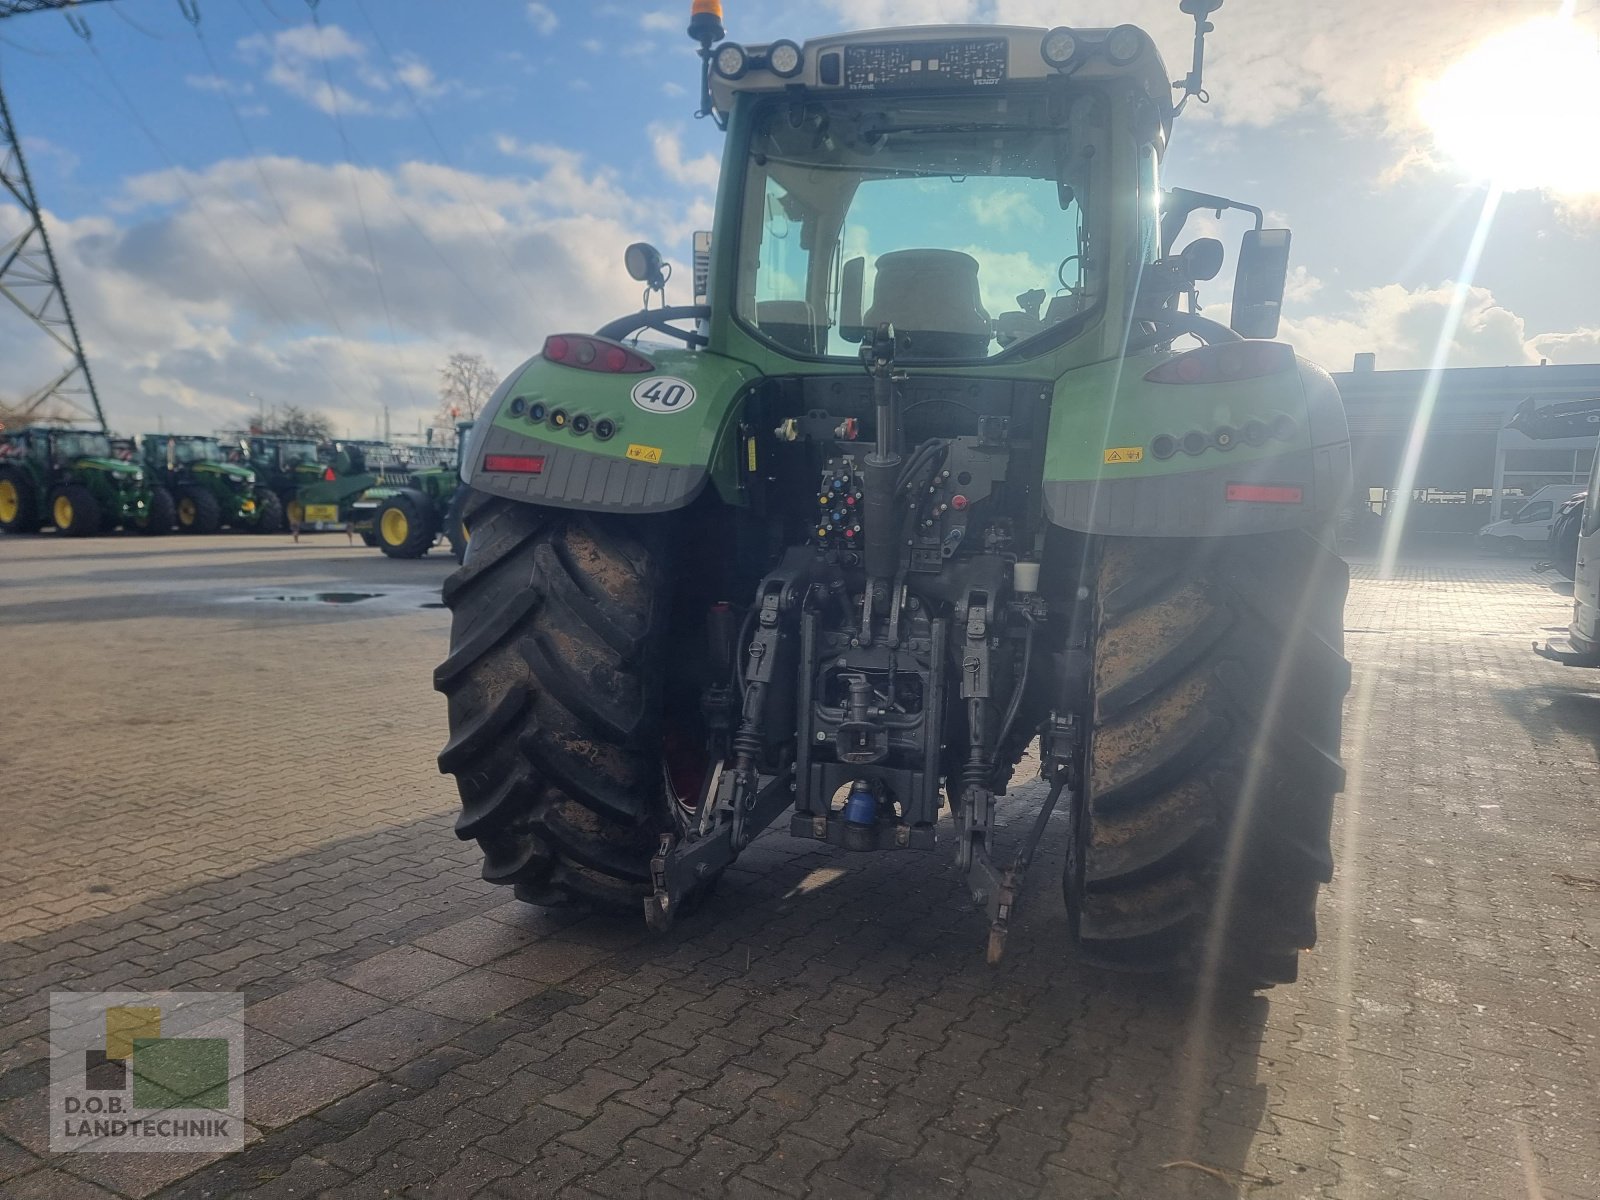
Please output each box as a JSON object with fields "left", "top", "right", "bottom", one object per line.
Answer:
{"left": 434, "top": 498, "right": 668, "bottom": 910}
{"left": 52, "top": 485, "right": 101, "bottom": 537}
{"left": 176, "top": 486, "right": 222, "bottom": 534}
{"left": 1552, "top": 505, "right": 1580, "bottom": 581}
{"left": 143, "top": 486, "right": 176, "bottom": 535}
{"left": 1068, "top": 531, "right": 1350, "bottom": 988}
{"left": 253, "top": 488, "right": 284, "bottom": 533}
{"left": 0, "top": 467, "right": 40, "bottom": 533}
{"left": 376, "top": 491, "right": 436, "bottom": 559}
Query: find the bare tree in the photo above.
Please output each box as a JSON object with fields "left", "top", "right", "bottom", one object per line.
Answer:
{"left": 256, "top": 404, "right": 335, "bottom": 441}
{"left": 435, "top": 353, "right": 498, "bottom": 446}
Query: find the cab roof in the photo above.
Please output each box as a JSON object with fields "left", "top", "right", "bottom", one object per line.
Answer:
{"left": 709, "top": 24, "right": 1174, "bottom": 140}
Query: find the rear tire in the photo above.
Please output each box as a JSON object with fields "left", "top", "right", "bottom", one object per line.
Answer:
{"left": 176, "top": 486, "right": 222, "bottom": 534}
{"left": 375, "top": 492, "right": 436, "bottom": 559}
{"left": 434, "top": 500, "right": 672, "bottom": 911}
{"left": 142, "top": 486, "right": 176, "bottom": 535}
{"left": 0, "top": 468, "right": 40, "bottom": 533}
{"left": 1068, "top": 532, "right": 1350, "bottom": 989}
{"left": 253, "top": 488, "right": 284, "bottom": 533}
{"left": 1552, "top": 507, "right": 1580, "bottom": 581}
{"left": 51, "top": 485, "right": 101, "bottom": 537}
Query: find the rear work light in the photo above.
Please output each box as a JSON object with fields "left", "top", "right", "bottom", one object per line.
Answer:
{"left": 484, "top": 454, "right": 545, "bottom": 474}
{"left": 1226, "top": 483, "right": 1302, "bottom": 504}
{"left": 542, "top": 334, "right": 654, "bottom": 374}
{"left": 1144, "top": 340, "right": 1295, "bottom": 385}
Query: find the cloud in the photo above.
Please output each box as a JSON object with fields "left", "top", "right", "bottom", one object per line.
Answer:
{"left": 238, "top": 22, "right": 454, "bottom": 117}
{"left": 640, "top": 11, "right": 679, "bottom": 33}
{"left": 648, "top": 124, "right": 721, "bottom": 192}
{"left": 526, "top": 3, "right": 559, "bottom": 36}
{"left": 0, "top": 150, "right": 689, "bottom": 437}
{"left": 184, "top": 74, "right": 255, "bottom": 98}
{"left": 1277, "top": 281, "right": 1559, "bottom": 371}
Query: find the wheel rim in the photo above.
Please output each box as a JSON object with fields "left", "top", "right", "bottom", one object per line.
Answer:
{"left": 178, "top": 498, "right": 196, "bottom": 526}
{"left": 380, "top": 508, "right": 409, "bottom": 545}
{"left": 0, "top": 480, "right": 17, "bottom": 523}
{"left": 53, "top": 495, "right": 73, "bottom": 528}
{"left": 662, "top": 725, "right": 724, "bottom": 826}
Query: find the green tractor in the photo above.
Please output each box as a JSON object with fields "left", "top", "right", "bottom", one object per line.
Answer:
{"left": 141, "top": 434, "right": 282, "bottom": 533}
{"left": 352, "top": 421, "right": 475, "bottom": 560}
{"left": 0, "top": 426, "right": 171, "bottom": 537}
{"left": 240, "top": 435, "right": 375, "bottom": 531}
{"left": 435, "top": 4, "right": 1352, "bottom": 987}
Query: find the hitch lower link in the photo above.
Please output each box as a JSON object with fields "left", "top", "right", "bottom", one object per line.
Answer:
{"left": 643, "top": 769, "right": 794, "bottom": 931}
{"left": 968, "top": 713, "right": 1080, "bottom": 965}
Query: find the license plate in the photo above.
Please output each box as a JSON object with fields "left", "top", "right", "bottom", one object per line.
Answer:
{"left": 303, "top": 504, "right": 340, "bottom": 523}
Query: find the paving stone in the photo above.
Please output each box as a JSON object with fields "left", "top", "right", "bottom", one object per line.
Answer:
{"left": 243, "top": 1049, "right": 379, "bottom": 1129}
{"left": 4, "top": 543, "right": 1600, "bottom": 1200}
{"left": 310, "top": 1006, "right": 471, "bottom": 1072}
{"left": 334, "top": 945, "right": 471, "bottom": 1001}
{"left": 244, "top": 980, "right": 386, "bottom": 1046}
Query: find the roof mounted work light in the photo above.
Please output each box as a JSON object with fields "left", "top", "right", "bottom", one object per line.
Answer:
{"left": 712, "top": 42, "right": 748, "bottom": 80}
{"left": 1041, "top": 27, "right": 1080, "bottom": 69}
{"left": 766, "top": 39, "right": 803, "bottom": 77}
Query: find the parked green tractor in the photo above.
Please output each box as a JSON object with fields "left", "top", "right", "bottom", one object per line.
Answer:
{"left": 0, "top": 426, "right": 170, "bottom": 536}
{"left": 240, "top": 435, "right": 375, "bottom": 531}
{"left": 351, "top": 421, "right": 474, "bottom": 560}
{"left": 141, "top": 434, "right": 281, "bottom": 533}
{"left": 435, "top": 5, "right": 1352, "bottom": 987}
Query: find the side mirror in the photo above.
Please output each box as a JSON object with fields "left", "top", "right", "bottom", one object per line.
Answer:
{"left": 839, "top": 256, "right": 866, "bottom": 343}
{"left": 1178, "top": 237, "right": 1224, "bottom": 283}
{"left": 624, "top": 242, "right": 667, "bottom": 290}
{"left": 1231, "top": 228, "right": 1291, "bottom": 339}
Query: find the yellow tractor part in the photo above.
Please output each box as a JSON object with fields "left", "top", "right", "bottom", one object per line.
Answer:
{"left": 286, "top": 499, "right": 305, "bottom": 526}
{"left": 0, "top": 479, "right": 18, "bottom": 524}
{"left": 53, "top": 493, "right": 74, "bottom": 529}
{"left": 177, "top": 497, "right": 198, "bottom": 527}
{"left": 381, "top": 506, "right": 410, "bottom": 547}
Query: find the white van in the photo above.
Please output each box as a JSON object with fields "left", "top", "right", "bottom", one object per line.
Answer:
{"left": 1479, "top": 484, "right": 1585, "bottom": 553}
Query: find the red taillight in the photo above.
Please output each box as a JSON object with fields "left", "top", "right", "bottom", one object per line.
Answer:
{"left": 1144, "top": 341, "right": 1295, "bottom": 385}
{"left": 484, "top": 454, "right": 545, "bottom": 474}
{"left": 1226, "top": 483, "right": 1303, "bottom": 504}
{"left": 541, "top": 334, "right": 653, "bottom": 374}
{"left": 323, "top": 467, "right": 336, "bottom": 481}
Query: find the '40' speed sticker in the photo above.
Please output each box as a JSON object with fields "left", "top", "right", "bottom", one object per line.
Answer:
{"left": 631, "top": 377, "right": 697, "bottom": 414}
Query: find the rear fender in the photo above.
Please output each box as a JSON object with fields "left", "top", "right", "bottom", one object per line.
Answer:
{"left": 462, "top": 345, "right": 760, "bottom": 513}
{"left": 1041, "top": 347, "right": 1352, "bottom": 537}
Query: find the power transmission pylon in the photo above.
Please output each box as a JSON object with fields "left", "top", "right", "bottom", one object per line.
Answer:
{"left": 0, "top": 0, "right": 114, "bottom": 429}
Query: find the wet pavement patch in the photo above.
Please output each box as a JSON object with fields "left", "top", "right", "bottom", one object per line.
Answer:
{"left": 256, "top": 592, "right": 382, "bottom": 605}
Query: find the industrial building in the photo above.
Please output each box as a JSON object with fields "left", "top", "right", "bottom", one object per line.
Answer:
{"left": 1333, "top": 355, "right": 1600, "bottom": 530}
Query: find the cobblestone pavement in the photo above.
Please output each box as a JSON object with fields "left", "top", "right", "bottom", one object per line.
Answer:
{"left": 1, "top": 534, "right": 1597, "bottom": 1199}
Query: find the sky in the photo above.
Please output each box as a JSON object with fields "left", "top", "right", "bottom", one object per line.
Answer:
{"left": 0, "top": 0, "right": 1596, "bottom": 438}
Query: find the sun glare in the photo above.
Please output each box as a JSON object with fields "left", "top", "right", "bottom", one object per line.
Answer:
{"left": 1419, "top": 10, "right": 1600, "bottom": 195}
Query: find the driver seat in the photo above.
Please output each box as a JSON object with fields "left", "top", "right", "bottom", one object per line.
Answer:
{"left": 863, "top": 249, "right": 991, "bottom": 359}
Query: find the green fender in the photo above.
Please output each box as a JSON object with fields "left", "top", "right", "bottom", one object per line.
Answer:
{"left": 1040, "top": 345, "right": 1352, "bottom": 537}
{"left": 462, "top": 346, "right": 761, "bottom": 513}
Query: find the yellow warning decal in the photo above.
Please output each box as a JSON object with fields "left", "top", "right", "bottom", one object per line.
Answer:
{"left": 1103, "top": 446, "right": 1144, "bottom": 464}
{"left": 746, "top": 437, "right": 758, "bottom": 472}
{"left": 626, "top": 443, "right": 663, "bottom": 464}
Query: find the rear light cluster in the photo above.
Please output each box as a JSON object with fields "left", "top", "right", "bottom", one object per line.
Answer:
{"left": 507, "top": 395, "right": 616, "bottom": 441}
{"left": 1143, "top": 340, "right": 1295, "bottom": 385}
{"left": 542, "top": 334, "right": 653, "bottom": 374}
{"left": 1150, "top": 413, "right": 1298, "bottom": 461}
